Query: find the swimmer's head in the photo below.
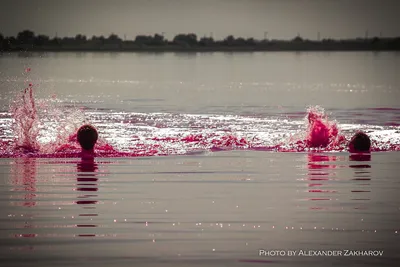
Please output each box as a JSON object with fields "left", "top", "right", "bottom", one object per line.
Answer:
{"left": 77, "top": 124, "right": 98, "bottom": 151}
{"left": 348, "top": 131, "right": 371, "bottom": 153}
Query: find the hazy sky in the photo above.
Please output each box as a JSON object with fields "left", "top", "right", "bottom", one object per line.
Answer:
{"left": 1, "top": 0, "right": 399, "bottom": 40}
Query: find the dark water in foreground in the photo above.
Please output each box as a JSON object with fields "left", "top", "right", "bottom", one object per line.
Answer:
{"left": 0, "top": 152, "right": 399, "bottom": 266}
{"left": 0, "top": 52, "right": 399, "bottom": 266}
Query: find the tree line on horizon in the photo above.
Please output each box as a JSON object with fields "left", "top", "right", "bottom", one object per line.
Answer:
{"left": 1, "top": 30, "right": 400, "bottom": 51}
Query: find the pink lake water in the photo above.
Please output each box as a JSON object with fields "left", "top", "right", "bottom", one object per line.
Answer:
{"left": 0, "top": 51, "right": 399, "bottom": 266}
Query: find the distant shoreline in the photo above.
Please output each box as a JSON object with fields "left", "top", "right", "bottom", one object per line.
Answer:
{"left": 1, "top": 30, "right": 400, "bottom": 53}
{"left": 3, "top": 46, "right": 400, "bottom": 53}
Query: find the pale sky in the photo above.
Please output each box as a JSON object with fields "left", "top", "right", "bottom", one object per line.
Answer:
{"left": 0, "top": 0, "right": 399, "bottom": 40}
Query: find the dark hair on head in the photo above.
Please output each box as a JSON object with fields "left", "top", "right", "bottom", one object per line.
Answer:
{"left": 349, "top": 131, "right": 371, "bottom": 152}
{"left": 77, "top": 124, "right": 98, "bottom": 150}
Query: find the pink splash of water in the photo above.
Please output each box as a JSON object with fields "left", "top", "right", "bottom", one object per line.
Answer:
{"left": 275, "top": 106, "right": 346, "bottom": 152}
{"left": 5, "top": 84, "right": 118, "bottom": 158}
{"left": 305, "top": 106, "right": 345, "bottom": 149}
{"left": 10, "top": 85, "right": 40, "bottom": 152}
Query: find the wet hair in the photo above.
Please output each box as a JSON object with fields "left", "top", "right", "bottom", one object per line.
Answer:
{"left": 77, "top": 124, "right": 98, "bottom": 150}
{"left": 349, "top": 132, "right": 371, "bottom": 153}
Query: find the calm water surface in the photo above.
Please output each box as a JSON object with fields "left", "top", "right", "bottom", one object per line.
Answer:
{"left": 0, "top": 52, "right": 399, "bottom": 266}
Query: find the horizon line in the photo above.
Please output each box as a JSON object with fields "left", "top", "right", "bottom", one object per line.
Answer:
{"left": 2, "top": 30, "right": 400, "bottom": 42}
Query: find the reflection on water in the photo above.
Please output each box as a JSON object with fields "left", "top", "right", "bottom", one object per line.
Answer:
{"left": 349, "top": 154, "right": 372, "bottom": 168}
{"left": 9, "top": 158, "right": 38, "bottom": 238}
{"left": 7, "top": 156, "right": 104, "bottom": 239}
{"left": 349, "top": 154, "right": 371, "bottom": 202}
{"left": 76, "top": 156, "right": 99, "bottom": 235}
{"left": 305, "top": 153, "right": 372, "bottom": 209}
{"left": 76, "top": 156, "right": 98, "bottom": 205}
{"left": 306, "top": 154, "right": 340, "bottom": 205}
{"left": 10, "top": 158, "right": 37, "bottom": 207}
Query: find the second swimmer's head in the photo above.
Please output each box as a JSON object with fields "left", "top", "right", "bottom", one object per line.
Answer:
{"left": 77, "top": 124, "right": 98, "bottom": 151}
{"left": 348, "top": 131, "right": 371, "bottom": 153}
